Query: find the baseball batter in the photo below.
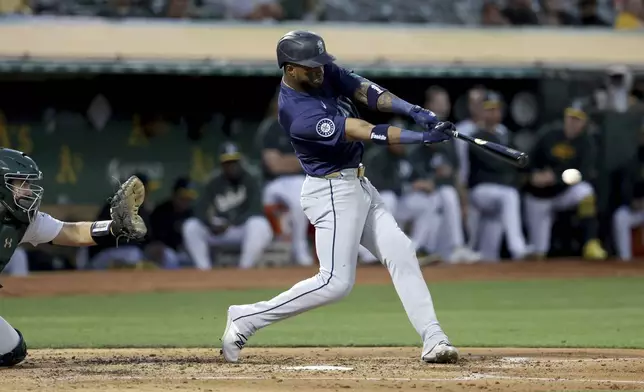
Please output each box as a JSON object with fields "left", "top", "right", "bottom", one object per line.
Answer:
{"left": 221, "top": 30, "right": 459, "bottom": 364}
{"left": 0, "top": 148, "right": 147, "bottom": 367}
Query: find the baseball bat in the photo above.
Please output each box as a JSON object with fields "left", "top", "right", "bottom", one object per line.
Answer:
{"left": 438, "top": 123, "right": 529, "bottom": 168}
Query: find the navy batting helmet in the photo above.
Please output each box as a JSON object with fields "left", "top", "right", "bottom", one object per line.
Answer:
{"left": 276, "top": 30, "right": 336, "bottom": 69}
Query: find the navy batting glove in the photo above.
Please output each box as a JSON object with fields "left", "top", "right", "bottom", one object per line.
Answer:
{"left": 409, "top": 105, "right": 438, "bottom": 129}
{"left": 422, "top": 121, "right": 456, "bottom": 145}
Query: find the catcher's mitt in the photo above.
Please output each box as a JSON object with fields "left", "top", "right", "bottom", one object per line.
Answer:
{"left": 109, "top": 175, "right": 148, "bottom": 241}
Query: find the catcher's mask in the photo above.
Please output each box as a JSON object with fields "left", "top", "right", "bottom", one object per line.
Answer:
{"left": 0, "top": 148, "right": 44, "bottom": 223}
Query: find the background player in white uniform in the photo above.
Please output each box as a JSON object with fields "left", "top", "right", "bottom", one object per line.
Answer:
{"left": 465, "top": 91, "right": 531, "bottom": 261}
{"left": 182, "top": 143, "right": 273, "bottom": 269}
{"left": 221, "top": 31, "right": 459, "bottom": 364}
{"left": 613, "top": 133, "right": 644, "bottom": 261}
{"left": 416, "top": 86, "right": 481, "bottom": 263}
{"left": 455, "top": 86, "right": 509, "bottom": 248}
{"left": 0, "top": 147, "right": 147, "bottom": 367}
{"left": 257, "top": 93, "right": 314, "bottom": 266}
{"left": 455, "top": 86, "right": 509, "bottom": 186}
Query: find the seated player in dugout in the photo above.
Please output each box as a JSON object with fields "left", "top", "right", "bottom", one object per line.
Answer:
{"left": 612, "top": 123, "right": 644, "bottom": 261}
{"left": 455, "top": 86, "right": 510, "bottom": 250}
{"left": 256, "top": 91, "right": 314, "bottom": 267}
{"left": 455, "top": 85, "right": 510, "bottom": 186}
{"left": 523, "top": 100, "right": 607, "bottom": 260}
{"left": 148, "top": 177, "right": 197, "bottom": 269}
{"left": 466, "top": 91, "right": 532, "bottom": 261}
{"left": 414, "top": 86, "right": 481, "bottom": 263}
{"left": 182, "top": 142, "right": 273, "bottom": 270}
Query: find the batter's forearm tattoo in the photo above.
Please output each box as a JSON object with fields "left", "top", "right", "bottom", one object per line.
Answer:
{"left": 376, "top": 92, "right": 394, "bottom": 112}
{"left": 353, "top": 81, "right": 397, "bottom": 112}
{"left": 353, "top": 81, "right": 371, "bottom": 106}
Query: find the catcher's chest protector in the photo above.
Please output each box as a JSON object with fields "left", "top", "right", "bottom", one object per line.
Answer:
{"left": 0, "top": 222, "right": 27, "bottom": 274}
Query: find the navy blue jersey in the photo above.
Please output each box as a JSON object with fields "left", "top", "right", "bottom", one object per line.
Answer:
{"left": 277, "top": 63, "right": 365, "bottom": 177}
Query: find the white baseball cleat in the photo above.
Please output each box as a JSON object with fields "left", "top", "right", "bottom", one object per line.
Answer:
{"left": 421, "top": 341, "right": 459, "bottom": 364}
{"left": 448, "top": 247, "right": 482, "bottom": 264}
{"left": 220, "top": 307, "right": 247, "bottom": 363}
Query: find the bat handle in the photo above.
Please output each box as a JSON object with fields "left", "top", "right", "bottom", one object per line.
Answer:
{"left": 517, "top": 153, "right": 529, "bottom": 168}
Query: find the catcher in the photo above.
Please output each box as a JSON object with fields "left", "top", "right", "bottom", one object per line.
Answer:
{"left": 0, "top": 147, "right": 147, "bottom": 367}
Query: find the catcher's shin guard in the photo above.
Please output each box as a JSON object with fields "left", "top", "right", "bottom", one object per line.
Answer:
{"left": 0, "top": 329, "right": 27, "bottom": 367}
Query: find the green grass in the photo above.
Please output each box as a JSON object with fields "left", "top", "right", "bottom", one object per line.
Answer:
{"left": 1, "top": 277, "right": 643, "bottom": 349}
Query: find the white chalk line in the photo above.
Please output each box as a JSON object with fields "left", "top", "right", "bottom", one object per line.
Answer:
{"left": 53, "top": 374, "right": 644, "bottom": 385}
{"left": 500, "top": 356, "right": 643, "bottom": 363}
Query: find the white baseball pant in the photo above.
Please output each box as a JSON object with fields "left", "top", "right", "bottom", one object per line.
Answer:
{"left": 0, "top": 317, "right": 20, "bottom": 358}
{"left": 229, "top": 168, "right": 450, "bottom": 349}
{"left": 523, "top": 182, "right": 594, "bottom": 255}
{"left": 182, "top": 216, "right": 273, "bottom": 270}
{"left": 424, "top": 185, "right": 468, "bottom": 260}
{"left": 263, "top": 175, "right": 313, "bottom": 266}
{"left": 469, "top": 183, "right": 530, "bottom": 260}
{"left": 358, "top": 190, "right": 438, "bottom": 263}
{"left": 613, "top": 206, "right": 644, "bottom": 261}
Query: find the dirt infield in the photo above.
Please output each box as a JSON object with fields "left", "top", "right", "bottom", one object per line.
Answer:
{"left": 2, "top": 260, "right": 644, "bottom": 391}
{"left": 2, "top": 347, "right": 644, "bottom": 391}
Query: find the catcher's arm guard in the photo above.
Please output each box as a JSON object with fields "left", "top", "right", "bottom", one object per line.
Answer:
{"left": 91, "top": 176, "right": 148, "bottom": 245}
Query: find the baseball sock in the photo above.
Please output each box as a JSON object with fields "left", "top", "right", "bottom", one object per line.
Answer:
{"left": 0, "top": 316, "right": 20, "bottom": 354}
{"left": 578, "top": 195, "right": 599, "bottom": 242}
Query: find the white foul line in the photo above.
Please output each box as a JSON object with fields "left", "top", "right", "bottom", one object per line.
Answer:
{"left": 49, "top": 374, "right": 644, "bottom": 385}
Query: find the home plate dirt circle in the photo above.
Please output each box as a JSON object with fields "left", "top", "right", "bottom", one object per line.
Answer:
{"left": 1, "top": 347, "right": 644, "bottom": 391}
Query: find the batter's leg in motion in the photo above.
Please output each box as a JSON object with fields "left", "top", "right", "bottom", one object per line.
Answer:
{"left": 221, "top": 176, "right": 370, "bottom": 362}
{"left": 182, "top": 217, "right": 214, "bottom": 270}
{"left": 523, "top": 194, "right": 554, "bottom": 258}
{"left": 359, "top": 179, "right": 458, "bottom": 363}
{"left": 0, "top": 317, "right": 27, "bottom": 367}
{"left": 238, "top": 216, "right": 274, "bottom": 269}
{"left": 358, "top": 190, "right": 398, "bottom": 264}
